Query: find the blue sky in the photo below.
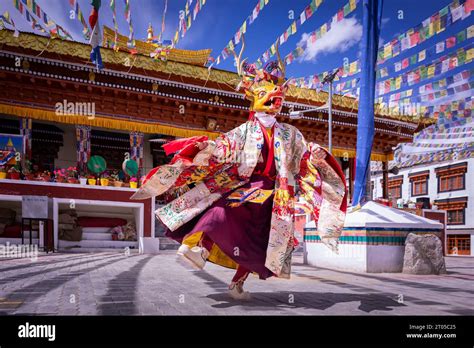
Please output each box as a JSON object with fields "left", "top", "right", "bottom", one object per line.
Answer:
{"left": 1, "top": 0, "right": 472, "bottom": 98}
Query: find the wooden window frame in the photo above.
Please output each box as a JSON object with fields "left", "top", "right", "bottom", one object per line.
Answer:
{"left": 388, "top": 186, "right": 401, "bottom": 199}
{"left": 436, "top": 163, "right": 467, "bottom": 193}
{"left": 438, "top": 173, "right": 465, "bottom": 193}
{"left": 446, "top": 209, "right": 465, "bottom": 225}
{"left": 409, "top": 172, "right": 429, "bottom": 197}
{"left": 435, "top": 198, "right": 468, "bottom": 226}
{"left": 447, "top": 234, "right": 471, "bottom": 255}
{"left": 388, "top": 176, "right": 403, "bottom": 199}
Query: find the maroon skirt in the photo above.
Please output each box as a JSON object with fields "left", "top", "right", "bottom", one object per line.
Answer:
{"left": 165, "top": 174, "right": 275, "bottom": 279}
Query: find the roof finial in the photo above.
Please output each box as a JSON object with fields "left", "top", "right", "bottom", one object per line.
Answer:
{"left": 147, "top": 23, "right": 154, "bottom": 43}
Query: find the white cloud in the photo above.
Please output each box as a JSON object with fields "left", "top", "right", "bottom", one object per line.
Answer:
{"left": 297, "top": 17, "right": 362, "bottom": 62}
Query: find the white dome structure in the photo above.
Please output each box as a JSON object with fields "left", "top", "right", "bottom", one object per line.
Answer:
{"left": 304, "top": 201, "right": 443, "bottom": 273}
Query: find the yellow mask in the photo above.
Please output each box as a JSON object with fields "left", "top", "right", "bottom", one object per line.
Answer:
{"left": 233, "top": 37, "right": 288, "bottom": 115}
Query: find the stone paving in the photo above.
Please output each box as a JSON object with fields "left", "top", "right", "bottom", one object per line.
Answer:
{"left": 0, "top": 251, "right": 473, "bottom": 315}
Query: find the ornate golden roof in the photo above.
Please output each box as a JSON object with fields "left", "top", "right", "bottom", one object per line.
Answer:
{"left": 0, "top": 29, "right": 427, "bottom": 124}
{"left": 102, "top": 26, "right": 211, "bottom": 66}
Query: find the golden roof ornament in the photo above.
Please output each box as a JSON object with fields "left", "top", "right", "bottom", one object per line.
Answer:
{"left": 101, "top": 25, "right": 211, "bottom": 66}
{"left": 147, "top": 23, "right": 154, "bottom": 44}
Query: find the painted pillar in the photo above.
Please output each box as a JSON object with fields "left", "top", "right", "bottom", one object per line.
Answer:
{"left": 382, "top": 161, "right": 389, "bottom": 199}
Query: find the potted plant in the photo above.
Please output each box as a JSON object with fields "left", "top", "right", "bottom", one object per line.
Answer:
{"left": 8, "top": 166, "right": 21, "bottom": 180}
{"left": 22, "top": 160, "right": 35, "bottom": 181}
{"left": 25, "top": 173, "right": 36, "bottom": 180}
{"left": 54, "top": 168, "right": 67, "bottom": 183}
{"left": 40, "top": 170, "right": 51, "bottom": 182}
{"left": 87, "top": 174, "right": 97, "bottom": 185}
{"left": 79, "top": 176, "right": 87, "bottom": 185}
{"left": 66, "top": 166, "right": 78, "bottom": 184}
{"left": 0, "top": 166, "right": 6, "bottom": 179}
{"left": 110, "top": 172, "right": 122, "bottom": 187}
{"left": 100, "top": 172, "right": 110, "bottom": 186}
{"left": 77, "top": 169, "right": 87, "bottom": 185}
{"left": 129, "top": 177, "right": 138, "bottom": 189}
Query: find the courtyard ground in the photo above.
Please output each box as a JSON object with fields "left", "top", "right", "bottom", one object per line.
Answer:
{"left": 0, "top": 251, "right": 472, "bottom": 315}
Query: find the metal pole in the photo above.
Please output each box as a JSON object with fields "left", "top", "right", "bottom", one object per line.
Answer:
{"left": 328, "top": 80, "right": 333, "bottom": 154}
{"left": 365, "top": 164, "right": 372, "bottom": 202}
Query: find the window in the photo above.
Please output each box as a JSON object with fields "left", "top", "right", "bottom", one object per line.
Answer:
{"left": 91, "top": 129, "right": 130, "bottom": 171}
{"left": 412, "top": 180, "right": 427, "bottom": 195}
{"left": 389, "top": 186, "right": 401, "bottom": 199}
{"left": 436, "top": 162, "right": 467, "bottom": 193}
{"left": 409, "top": 171, "right": 429, "bottom": 197}
{"left": 439, "top": 174, "right": 464, "bottom": 192}
{"left": 447, "top": 235, "right": 471, "bottom": 255}
{"left": 388, "top": 176, "right": 403, "bottom": 199}
{"left": 447, "top": 209, "right": 465, "bottom": 225}
{"left": 435, "top": 197, "right": 467, "bottom": 226}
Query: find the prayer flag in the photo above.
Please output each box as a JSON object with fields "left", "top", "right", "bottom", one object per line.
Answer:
{"left": 418, "top": 49, "right": 426, "bottom": 61}
{"left": 446, "top": 36, "right": 456, "bottom": 48}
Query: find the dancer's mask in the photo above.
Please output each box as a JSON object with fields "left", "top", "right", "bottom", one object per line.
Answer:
{"left": 233, "top": 36, "right": 289, "bottom": 115}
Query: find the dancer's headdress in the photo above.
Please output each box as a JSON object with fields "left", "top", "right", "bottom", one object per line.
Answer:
{"left": 233, "top": 36, "right": 290, "bottom": 114}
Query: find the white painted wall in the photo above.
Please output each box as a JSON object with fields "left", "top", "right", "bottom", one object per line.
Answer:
{"left": 305, "top": 242, "right": 407, "bottom": 273}
{"left": 305, "top": 243, "right": 367, "bottom": 272}
{"left": 472, "top": 234, "right": 474, "bottom": 256}
{"left": 366, "top": 245, "right": 405, "bottom": 272}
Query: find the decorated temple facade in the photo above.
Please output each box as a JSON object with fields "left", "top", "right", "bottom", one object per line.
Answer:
{"left": 0, "top": 30, "right": 426, "bottom": 170}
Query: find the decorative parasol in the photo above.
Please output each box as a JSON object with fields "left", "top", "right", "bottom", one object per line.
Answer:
{"left": 87, "top": 155, "right": 107, "bottom": 174}
{"left": 122, "top": 159, "right": 138, "bottom": 176}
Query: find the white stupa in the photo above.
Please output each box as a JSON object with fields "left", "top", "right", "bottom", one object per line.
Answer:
{"left": 304, "top": 201, "right": 443, "bottom": 273}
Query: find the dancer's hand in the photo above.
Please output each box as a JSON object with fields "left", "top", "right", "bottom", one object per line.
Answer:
{"left": 196, "top": 141, "right": 209, "bottom": 150}
{"left": 311, "top": 145, "right": 327, "bottom": 162}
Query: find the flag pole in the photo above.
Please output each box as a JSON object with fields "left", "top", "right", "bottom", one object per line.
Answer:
{"left": 352, "top": 0, "right": 383, "bottom": 207}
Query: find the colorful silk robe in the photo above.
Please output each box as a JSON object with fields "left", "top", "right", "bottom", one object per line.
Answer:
{"left": 132, "top": 119, "right": 347, "bottom": 278}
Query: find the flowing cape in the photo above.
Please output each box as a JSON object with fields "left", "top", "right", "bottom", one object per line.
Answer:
{"left": 132, "top": 120, "right": 347, "bottom": 278}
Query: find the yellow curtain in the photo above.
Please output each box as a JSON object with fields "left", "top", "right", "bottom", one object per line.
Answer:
{"left": 0, "top": 103, "right": 393, "bottom": 161}
{"left": 0, "top": 103, "right": 220, "bottom": 139}
{"left": 331, "top": 147, "right": 393, "bottom": 161}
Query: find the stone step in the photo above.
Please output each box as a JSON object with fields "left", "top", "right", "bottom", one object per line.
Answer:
{"left": 80, "top": 227, "right": 111, "bottom": 234}
{"left": 82, "top": 232, "right": 112, "bottom": 241}
{"left": 0, "top": 237, "right": 39, "bottom": 245}
{"left": 59, "top": 247, "right": 139, "bottom": 254}
{"left": 158, "top": 237, "right": 179, "bottom": 250}
{"left": 59, "top": 239, "right": 138, "bottom": 249}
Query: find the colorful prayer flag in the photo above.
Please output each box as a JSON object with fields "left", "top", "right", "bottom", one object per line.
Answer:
{"left": 89, "top": 2, "right": 103, "bottom": 70}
